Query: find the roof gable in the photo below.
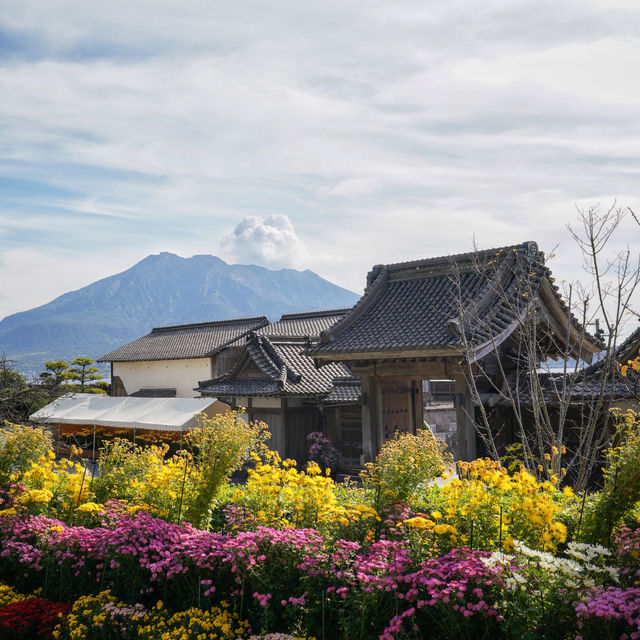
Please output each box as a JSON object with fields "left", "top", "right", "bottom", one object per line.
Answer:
{"left": 198, "top": 334, "right": 354, "bottom": 397}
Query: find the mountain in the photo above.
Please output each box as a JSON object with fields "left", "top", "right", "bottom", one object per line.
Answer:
{"left": 0, "top": 253, "right": 360, "bottom": 375}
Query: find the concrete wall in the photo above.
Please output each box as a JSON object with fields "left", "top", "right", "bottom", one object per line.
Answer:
{"left": 112, "top": 358, "right": 212, "bottom": 398}
{"left": 424, "top": 404, "right": 457, "bottom": 456}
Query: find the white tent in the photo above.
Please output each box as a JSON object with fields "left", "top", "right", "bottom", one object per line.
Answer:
{"left": 30, "top": 393, "right": 227, "bottom": 432}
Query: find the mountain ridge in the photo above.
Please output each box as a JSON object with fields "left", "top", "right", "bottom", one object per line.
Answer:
{"left": 0, "top": 253, "right": 360, "bottom": 375}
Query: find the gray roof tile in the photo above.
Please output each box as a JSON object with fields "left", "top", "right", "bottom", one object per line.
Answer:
{"left": 257, "top": 309, "right": 348, "bottom": 339}
{"left": 98, "top": 316, "right": 269, "bottom": 362}
{"left": 322, "top": 377, "right": 362, "bottom": 404}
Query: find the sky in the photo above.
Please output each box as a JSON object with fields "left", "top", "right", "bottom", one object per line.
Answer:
{"left": 0, "top": 0, "right": 639, "bottom": 331}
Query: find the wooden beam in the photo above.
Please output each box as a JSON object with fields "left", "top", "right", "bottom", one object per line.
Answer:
{"left": 352, "top": 359, "right": 454, "bottom": 378}
{"left": 316, "top": 347, "right": 461, "bottom": 362}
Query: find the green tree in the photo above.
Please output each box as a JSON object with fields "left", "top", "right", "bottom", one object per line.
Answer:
{"left": 39, "top": 360, "right": 73, "bottom": 393}
{"left": 68, "top": 357, "right": 105, "bottom": 393}
{"left": 39, "top": 358, "right": 106, "bottom": 395}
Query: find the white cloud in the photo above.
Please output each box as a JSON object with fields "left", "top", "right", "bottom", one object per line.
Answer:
{"left": 0, "top": 0, "right": 639, "bottom": 319}
{"left": 221, "top": 215, "right": 304, "bottom": 269}
{"left": 455, "top": 38, "right": 640, "bottom": 104}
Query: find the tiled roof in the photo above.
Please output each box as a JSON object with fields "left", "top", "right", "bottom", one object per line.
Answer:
{"left": 257, "top": 309, "right": 348, "bottom": 339}
{"left": 569, "top": 328, "right": 640, "bottom": 399}
{"left": 198, "top": 335, "right": 354, "bottom": 397}
{"left": 309, "top": 242, "right": 600, "bottom": 362}
{"left": 98, "top": 316, "right": 269, "bottom": 362}
{"left": 223, "top": 309, "right": 348, "bottom": 348}
{"left": 493, "top": 328, "right": 640, "bottom": 405}
{"left": 322, "top": 377, "right": 362, "bottom": 404}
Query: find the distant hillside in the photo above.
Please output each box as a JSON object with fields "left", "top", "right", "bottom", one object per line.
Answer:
{"left": 0, "top": 253, "right": 359, "bottom": 375}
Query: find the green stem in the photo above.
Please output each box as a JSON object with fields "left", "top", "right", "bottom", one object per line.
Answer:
{"left": 177, "top": 456, "right": 189, "bottom": 524}
{"left": 322, "top": 588, "right": 325, "bottom": 640}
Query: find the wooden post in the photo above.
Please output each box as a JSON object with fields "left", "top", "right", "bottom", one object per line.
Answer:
{"left": 360, "top": 375, "right": 377, "bottom": 464}
{"left": 454, "top": 373, "right": 476, "bottom": 461}
{"left": 375, "top": 378, "right": 384, "bottom": 450}
{"left": 412, "top": 379, "right": 423, "bottom": 433}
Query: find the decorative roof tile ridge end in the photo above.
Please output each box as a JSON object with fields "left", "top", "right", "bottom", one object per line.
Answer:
{"left": 316, "top": 266, "right": 389, "bottom": 348}
{"left": 150, "top": 316, "right": 269, "bottom": 333}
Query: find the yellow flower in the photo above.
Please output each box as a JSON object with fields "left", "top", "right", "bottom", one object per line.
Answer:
{"left": 403, "top": 516, "right": 433, "bottom": 529}
{"left": 25, "top": 488, "right": 53, "bottom": 503}
{"left": 76, "top": 502, "right": 105, "bottom": 513}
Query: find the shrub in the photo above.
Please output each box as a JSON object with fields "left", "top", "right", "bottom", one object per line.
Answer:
{"left": 0, "top": 424, "right": 52, "bottom": 508}
{"left": 184, "top": 410, "right": 269, "bottom": 529}
{"left": 54, "top": 590, "right": 251, "bottom": 640}
{"left": 0, "top": 581, "right": 27, "bottom": 607}
{"left": 419, "top": 458, "right": 572, "bottom": 552}
{"left": 581, "top": 410, "right": 640, "bottom": 546}
{"left": 5, "top": 449, "right": 90, "bottom": 520}
{"left": 574, "top": 587, "right": 640, "bottom": 640}
{"left": 137, "top": 602, "right": 251, "bottom": 640}
{"left": 0, "top": 597, "right": 70, "bottom": 639}
{"left": 234, "top": 451, "right": 378, "bottom": 539}
{"left": 92, "top": 440, "right": 196, "bottom": 523}
{"left": 361, "top": 425, "right": 449, "bottom": 514}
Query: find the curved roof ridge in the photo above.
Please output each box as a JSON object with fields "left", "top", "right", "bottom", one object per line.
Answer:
{"left": 151, "top": 316, "right": 268, "bottom": 333}
{"left": 382, "top": 241, "right": 536, "bottom": 274}
{"left": 279, "top": 308, "right": 351, "bottom": 321}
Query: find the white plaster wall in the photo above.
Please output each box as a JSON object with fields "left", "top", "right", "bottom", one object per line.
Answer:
{"left": 113, "top": 358, "right": 212, "bottom": 398}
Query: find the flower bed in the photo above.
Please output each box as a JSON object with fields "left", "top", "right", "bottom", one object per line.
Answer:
{"left": 0, "top": 509, "right": 638, "bottom": 639}
{"left": 1, "top": 418, "right": 639, "bottom": 639}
